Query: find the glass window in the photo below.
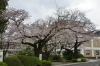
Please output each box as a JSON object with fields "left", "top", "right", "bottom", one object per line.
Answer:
{"left": 86, "top": 50, "right": 90, "bottom": 55}
{"left": 96, "top": 50, "right": 99, "bottom": 55}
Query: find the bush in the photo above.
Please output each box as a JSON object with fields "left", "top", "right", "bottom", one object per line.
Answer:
{"left": 17, "top": 55, "right": 41, "bottom": 66}
{"left": 71, "top": 59, "right": 77, "bottom": 62}
{"left": 0, "top": 62, "right": 8, "bottom": 66}
{"left": 4, "top": 56, "right": 22, "bottom": 66}
{"left": 50, "top": 55, "right": 61, "bottom": 61}
{"left": 42, "top": 60, "right": 52, "bottom": 66}
{"left": 78, "top": 54, "right": 84, "bottom": 58}
{"left": 18, "top": 47, "right": 34, "bottom": 56}
{"left": 81, "top": 58, "right": 87, "bottom": 62}
{"left": 63, "top": 50, "right": 73, "bottom": 60}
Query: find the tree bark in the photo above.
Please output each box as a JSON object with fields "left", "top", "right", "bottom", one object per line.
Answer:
{"left": 42, "top": 52, "right": 50, "bottom": 60}
{"left": 34, "top": 44, "right": 42, "bottom": 58}
{"left": 34, "top": 51, "right": 40, "bottom": 57}
{"left": 73, "top": 42, "right": 78, "bottom": 59}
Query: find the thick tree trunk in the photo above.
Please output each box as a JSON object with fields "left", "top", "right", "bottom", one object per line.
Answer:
{"left": 65, "top": 48, "right": 73, "bottom": 60}
{"left": 42, "top": 52, "right": 50, "bottom": 60}
{"left": 34, "top": 49, "right": 42, "bottom": 58}
{"left": 73, "top": 42, "right": 78, "bottom": 59}
{"left": 34, "top": 45, "right": 42, "bottom": 58}
{"left": 34, "top": 51, "right": 39, "bottom": 57}
{"left": 0, "top": 41, "right": 2, "bottom": 49}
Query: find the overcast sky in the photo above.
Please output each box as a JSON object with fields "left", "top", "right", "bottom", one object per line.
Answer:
{"left": 8, "top": 0, "right": 100, "bottom": 29}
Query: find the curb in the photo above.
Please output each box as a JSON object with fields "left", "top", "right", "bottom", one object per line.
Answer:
{"left": 53, "top": 60, "right": 98, "bottom": 66}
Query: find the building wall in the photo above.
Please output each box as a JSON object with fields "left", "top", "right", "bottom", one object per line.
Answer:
{"left": 84, "top": 41, "right": 92, "bottom": 47}
{"left": 84, "top": 50, "right": 92, "bottom": 57}
{"left": 81, "top": 37, "right": 100, "bottom": 57}
{"left": 93, "top": 38, "right": 100, "bottom": 47}
{"left": 54, "top": 37, "right": 100, "bottom": 58}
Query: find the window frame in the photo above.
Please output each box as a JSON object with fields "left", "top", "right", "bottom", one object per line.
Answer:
{"left": 86, "top": 50, "right": 90, "bottom": 55}
{"left": 95, "top": 50, "right": 99, "bottom": 55}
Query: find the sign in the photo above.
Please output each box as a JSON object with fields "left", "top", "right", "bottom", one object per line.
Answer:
{"left": 77, "top": 58, "right": 81, "bottom": 61}
{"left": 39, "top": 54, "right": 42, "bottom": 60}
{"left": 0, "top": 50, "right": 3, "bottom": 62}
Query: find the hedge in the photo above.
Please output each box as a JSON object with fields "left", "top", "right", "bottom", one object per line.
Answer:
{"left": 71, "top": 59, "right": 78, "bottom": 62}
{"left": 81, "top": 58, "right": 87, "bottom": 62}
{"left": 50, "top": 55, "right": 61, "bottom": 62}
{"left": 78, "top": 54, "right": 84, "bottom": 58}
{"left": 63, "top": 50, "right": 73, "bottom": 60}
{"left": 0, "top": 62, "right": 8, "bottom": 66}
{"left": 4, "top": 56, "right": 22, "bottom": 66}
{"left": 17, "top": 55, "right": 41, "bottom": 66}
{"left": 41, "top": 60, "right": 52, "bottom": 66}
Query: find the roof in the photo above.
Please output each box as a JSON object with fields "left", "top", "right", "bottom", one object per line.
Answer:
{"left": 94, "top": 31, "right": 100, "bottom": 37}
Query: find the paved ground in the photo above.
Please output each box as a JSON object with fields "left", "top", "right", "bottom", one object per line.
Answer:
{"left": 52, "top": 59, "right": 100, "bottom": 66}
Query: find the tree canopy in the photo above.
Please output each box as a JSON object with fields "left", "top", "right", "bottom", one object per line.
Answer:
{"left": 0, "top": 0, "right": 8, "bottom": 34}
{"left": 1, "top": 7, "right": 96, "bottom": 58}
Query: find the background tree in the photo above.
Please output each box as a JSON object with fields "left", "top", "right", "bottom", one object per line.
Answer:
{"left": 6, "top": 8, "right": 95, "bottom": 59}
{"left": 21, "top": 9, "right": 94, "bottom": 58}
{"left": 0, "top": 0, "right": 8, "bottom": 50}
{"left": 0, "top": 0, "right": 8, "bottom": 33}
{"left": 0, "top": 8, "right": 29, "bottom": 56}
{"left": 20, "top": 16, "right": 75, "bottom": 57}
{"left": 43, "top": 8, "right": 96, "bottom": 59}
{"left": 62, "top": 26, "right": 95, "bottom": 59}
{"left": 58, "top": 9, "right": 96, "bottom": 59}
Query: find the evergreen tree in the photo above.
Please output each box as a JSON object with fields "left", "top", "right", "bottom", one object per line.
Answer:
{"left": 0, "top": 0, "right": 8, "bottom": 50}
{"left": 0, "top": 0, "right": 8, "bottom": 33}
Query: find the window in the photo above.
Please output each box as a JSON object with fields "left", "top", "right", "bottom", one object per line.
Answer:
{"left": 86, "top": 50, "right": 90, "bottom": 55}
{"left": 96, "top": 50, "right": 99, "bottom": 55}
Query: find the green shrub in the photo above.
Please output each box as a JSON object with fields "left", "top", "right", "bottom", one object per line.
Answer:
{"left": 4, "top": 56, "right": 22, "bottom": 66}
{"left": 42, "top": 60, "right": 52, "bottom": 66}
{"left": 71, "top": 59, "right": 77, "bottom": 62}
{"left": 18, "top": 47, "right": 34, "bottom": 56}
{"left": 81, "top": 58, "right": 86, "bottom": 62}
{"left": 0, "top": 62, "right": 8, "bottom": 66}
{"left": 50, "top": 55, "right": 61, "bottom": 61}
{"left": 63, "top": 50, "right": 73, "bottom": 60}
{"left": 17, "top": 55, "right": 41, "bottom": 66}
{"left": 78, "top": 54, "right": 84, "bottom": 58}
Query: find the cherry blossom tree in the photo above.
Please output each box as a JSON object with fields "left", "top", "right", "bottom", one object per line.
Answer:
{"left": 0, "top": 8, "right": 29, "bottom": 56}
{"left": 4, "top": 8, "right": 95, "bottom": 59}
{"left": 20, "top": 9, "right": 95, "bottom": 58}
{"left": 56, "top": 8, "right": 96, "bottom": 58}
{"left": 41, "top": 8, "right": 96, "bottom": 59}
